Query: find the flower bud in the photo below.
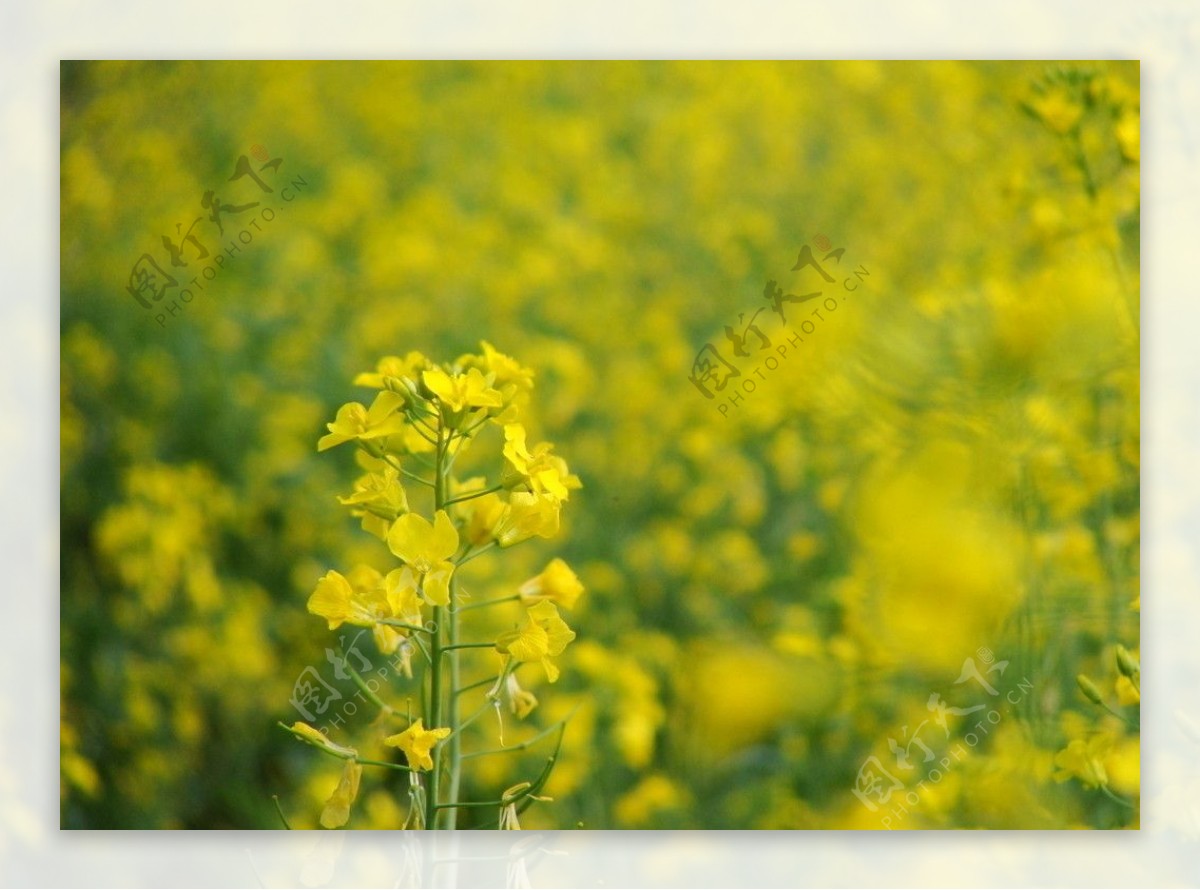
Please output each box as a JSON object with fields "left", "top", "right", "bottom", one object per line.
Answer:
{"left": 1076, "top": 674, "right": 1105, "bottom": 706}
{"left": 1114, "top": 645, "right": 1139, "bottom": 679}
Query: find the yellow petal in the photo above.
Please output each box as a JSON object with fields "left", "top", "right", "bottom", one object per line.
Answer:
{"left": 529, "top": 600, "right": 576, "bottom": 656}
{"left": 307, "top": 571, "right": 354, "bottom": 629}
{"left": 423, "top": 562, "right": 454, "bottom": 607}
{"left": 422, "top": 368, "right": 458, "bottom": 409}
{"left": 387, "top": 512, "right": 430, "bottom": 565}
{"left": 319, "top": 759, "right": 362, "bottom": 829}
{"left": 430, "top": 510, "right": 460, "bottom": 561}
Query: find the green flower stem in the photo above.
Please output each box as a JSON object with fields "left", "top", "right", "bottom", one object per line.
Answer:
{"left": 459, "top": 593, "right": 520, "bottom": 612}
{"left": 1097, "top": 700, "right": 1139, "bottom": 730}
{"left": 442, "top": 484, "right": 503, "bottom": 507}
{"left": 271, "top": 795, "right": 292, "bottom": 829}
{"left": 377, "top": 451, "right": 434, "bottom": 488}
{"left": 356, "top": 757, "right": 417, "bottom": 772}
{"left": 1099, "top": 784, "right": 1135, "bottom": 808}
{"left": 445, "top": 574, "right": 463, "bottom": 829}
{"left": 378, "top": 618, "right": 434, "bottom": 634}
{"left": 342, "top": 661, "right": 393, "bottom": 716}
{"left": 426, "top": 421, "right": 447, "bottom": 828}
{"left": 456, "top": 541, "right": 498, "bottom": 567}
{"left": 454, "top": 675, "right": 499, "bottom": 696}
{"left": 442, "top": 642, "right": 496, "bottom": 652}
{"left": 445, "top": 697, "right": 495, "bottom": 743}
{"left": 431, "top": 785, "right": 537, "bottom": 811}
{"left": 461, "top": 718, "right": 566, "bottom": 761}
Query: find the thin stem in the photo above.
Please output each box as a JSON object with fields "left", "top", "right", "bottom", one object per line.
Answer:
{"left": 442, "top": 642, "right": 496, "bottom": 652}
{"left": 455, "top": 675, "right": 499, "bottom": 696}
{"left": 443, "top": 484, "right": 503, "bottom": 507}
{"left": 462, "top": 720, "right": 565, "bottom": 761}
{"left": 427, "top": 418, "right": 447, "bottom": 828}
{"left": 1099, "top": 784, "right": 1135, "bottom": 809}
{"left": 426, "top": 614, "right": 443, "bottom": 818}
{"left": 456, "top": 541, "right": 498, "bottom": 567}
{"left": 446, "top": 573, "right": 463, "bottom": 829}
{"left": 343, "top": 660, "right": 393, "bottom": 716}
{"left": 271, "top": 795, "right": 292, "bottom": 829}
{"left": 1098, "top": 701, "right": 1139, "bottom": 730}
{"left": 446, "top": 697, "right": 495, "bottom": 743}
{"left": 431, "top": 786, "right": 536, "bottom": 812}
{"left": 380, "top": 452, "right": 434, "bottom": 488}
{"left": 378, "top": 618, "right": 434, "bottom": 635}
{"left": 460, "top": 593, "right": 519, "bottom": 613}
{"left": 357, "top": 756, "right": 417, "bottom": 773}
{"left": 409, "top": 416, "right": 440, "bottom": 444}
{"left": 461, "top": 414, "right": 492, "bottom": 437}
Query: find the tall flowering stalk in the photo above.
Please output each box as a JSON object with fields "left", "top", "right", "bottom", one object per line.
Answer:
{"left": 283, "top": 344, "right": 582, "bottom": 829}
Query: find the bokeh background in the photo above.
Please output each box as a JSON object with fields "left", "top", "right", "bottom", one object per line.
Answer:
{"left": 60, "top": 60, "right": 1139, "bottom": 829}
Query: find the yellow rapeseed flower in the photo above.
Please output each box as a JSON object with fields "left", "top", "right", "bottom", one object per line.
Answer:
{"left": 307, "top": 569, "right": 390, "bottom": 630}
{"left": 338, "top": 467, "right": 408, "bottom": 539}
{"left": 317, "top": 391, "right": 409, "bottom": 451}
{"left": 501, "top": 423, "right": 581, "bottom": 501}
{"left": 387, "top": 510, "right": 459, "bottom": 606}
{"left": 496, "top": 600, "right": 576, "bottom": 682}
{"left": 422, "top": 366, "right": 503, "bottom": 414}
{"left": 463, "top": 340, "right": 534, "bottom": 395}
{"left": 384, "top": 719, "right": 451, "bottom": 771}
{"left": 493, "top": 491, "right": 561, "bottom": 548}
{"left": 518, "top": 558, "right": 584, "bottom": 609}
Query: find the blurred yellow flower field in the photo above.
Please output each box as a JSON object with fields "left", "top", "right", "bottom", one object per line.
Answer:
{"left": 60, "top": 60, "right": 1138, "bottom": 829}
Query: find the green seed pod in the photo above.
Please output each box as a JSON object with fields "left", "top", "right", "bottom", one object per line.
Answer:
{"left": 1076, "top": 674, "right": 1105, "bottom": 706}
{"left": 1115, "top": 645, "right": 1140, "bottom": 679}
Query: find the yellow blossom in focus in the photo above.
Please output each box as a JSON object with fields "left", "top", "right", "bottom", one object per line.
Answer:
{"left": 317, "top": 390, "right": 408, "bottom": 451}
{"left": 501, "top": 423, "right": 582, "bottom": 501}
{"left": 496, "top": 601, "right": 576, "bottom": 682}
{"left": 384, "top": 719, "right": 451, "bottom": 771}
{"left": 518, "top": 558, "right": 584, "bottom": 609}
{"left": 422, "top": 366, "right": 503, "bottom": 414}
{"left": 307, "top": 569, "right": 390, "bottom": 630}
{"left": 338, "top": 467, "right": 408, "bottom": 539}
{"left": 493, "top": 492, "right": 561, "bottom": 547}
{"left": 387, "top": 510, "right": 459, "bottom": 606}
{"left": 459, "top": 340, "right": 534, "bottom": 403}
